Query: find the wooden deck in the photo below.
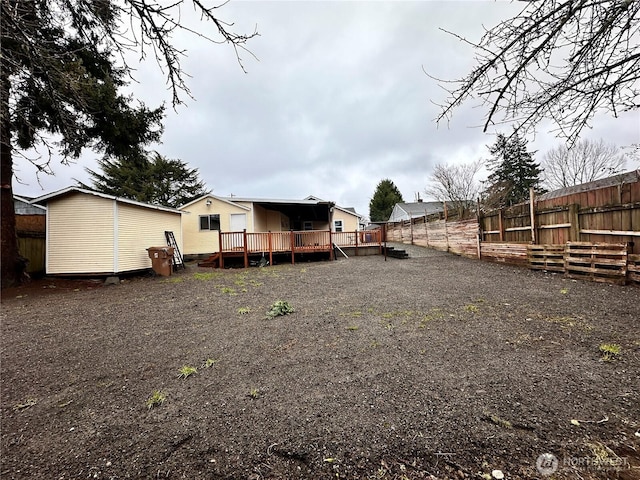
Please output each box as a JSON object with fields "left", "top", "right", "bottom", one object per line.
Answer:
{"left": 203, "top": 229, "right": 383, "bottom": 268}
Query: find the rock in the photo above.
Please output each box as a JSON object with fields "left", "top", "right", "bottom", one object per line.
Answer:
{"left": 491, "top": 470, "right": 504, "bottom": 479}
{"left": 104, "top": 276, "right": 120, "bottom": 286}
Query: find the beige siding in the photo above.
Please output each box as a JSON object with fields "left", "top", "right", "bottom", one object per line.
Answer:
{"left": 180, "top": 197, "right": 250, "bottom": 255}
{"left": 117, "top": 203, "right": 182, "bottom": 272}
{"left": 47, "top": 194, "right": 115, "bottom": 274}
{"left": 332, "top": 209, "right": 360, "bottom": 232}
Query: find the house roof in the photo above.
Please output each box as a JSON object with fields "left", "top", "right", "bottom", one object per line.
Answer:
{"left": 394, "top": 201, "right": 449, "bottom": 217}
{"left": 32, "top": 187, "right": 183, "bottom": 214}
{"left": 179, "top": 193, "right": 252, "bottom": 211}
{"left": 303, "top": 195, "right": 364, "bottom": 219}
{"left": 14, "top": 195, "right": 46, "bottom": 211}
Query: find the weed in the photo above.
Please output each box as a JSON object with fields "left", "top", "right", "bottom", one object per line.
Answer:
{"left": 248, "top": 387, "right": 260, "bottom": 399}
{"left": 220, "top": 287, "right": 237, "bottom": 295}
{"left": 202, "top": 358, "right": 217, "bottom": 369}
{"left": 248, "top": 279, "right": 263, "bottom": 287}
{"left": 146, "top": 390, "right": 166, "bottom": 409}
{"left": 237, "top": 307, "right": 251, "bottom": 315}
{"left": 482, "top": 411, "right": 512, "bottom": 429}
{"left": 599, "top": 343, "right": 621, "bottom": 361}
{"left": 266, "top": 300, "right": 294, "bottom": 319}
{"left": 463, "top": 304, "right": 479, "bottom": 313}
{"left": 13, "top": 398, "right": 37, "bottom": 411}
{"left": 560, "top": 288, "right": 569, "bottom": 294}
{"left": 370, "top": 339, "right": 380, "bottom": 348}
{"left": 346, "top": 325, "right": 359, "bottom": 331}
{"left": 384, "top": 323, "right": 394, "bottom": 330}
{"left": 178, "top": 365, "right": 197, "bottom": 379}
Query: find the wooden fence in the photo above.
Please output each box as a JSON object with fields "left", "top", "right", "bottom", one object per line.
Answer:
{"left": 385, "top": 170, "right": 640, "bottom": 284}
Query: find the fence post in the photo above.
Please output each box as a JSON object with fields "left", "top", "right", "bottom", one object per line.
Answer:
{"left": 498, "top": 209, "right": 504, "bottom": 241}
{"left": 476, "top": 197, "right": 482, "bottom": 259}
{"left": 568, "top": 204, "right": 580, "bottom": 241}
{"left": 529, "top": 187, "right": 537, "bottom": 244}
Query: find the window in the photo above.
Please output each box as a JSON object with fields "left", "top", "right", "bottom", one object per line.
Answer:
{"left": 303, "top": 221, "right": 314, "bottom": 231}
{"left": 333, "top": 220, "right": 343, "bottom": 232}
{"left": 200, "top": 214, "right": 220, "bottom": 231}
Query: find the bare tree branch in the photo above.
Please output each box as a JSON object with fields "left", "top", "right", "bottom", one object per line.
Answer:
{"left": 431, "top": 0, "right": 640, "bottom": 144}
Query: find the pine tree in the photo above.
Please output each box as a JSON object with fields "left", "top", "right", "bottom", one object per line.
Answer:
{"left": 83, "top": 152, "right": 209, "bottom": 208}
{"left": 369, "top": 179, "right": 404, "bottom": 222}
{"left": 483, "top": 132, "right": 544, "bottom": 208}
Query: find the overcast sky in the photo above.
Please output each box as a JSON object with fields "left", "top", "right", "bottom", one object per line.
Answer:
{"left": 13, "top": 1, "right": 640, "bottom": 218}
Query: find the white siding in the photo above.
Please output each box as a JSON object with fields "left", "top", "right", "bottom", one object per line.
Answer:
{"left": 47, "top": 194, "right": 115, "bottom": 274}
{"left": 117, "top": 204, "right": 182, "bottom": 272}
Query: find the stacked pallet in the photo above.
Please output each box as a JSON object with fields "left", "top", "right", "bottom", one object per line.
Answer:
{"left": 527, "top": 245, "right": 565, "bottom": 272}
{"left": 564, "top": 242, "right": 628, "bottom": 285}
{"left": 628, "top": 254, "right": 640, "bottom": 285}
{"left": 481, "top": 243, "right": 528, "bottom": 264}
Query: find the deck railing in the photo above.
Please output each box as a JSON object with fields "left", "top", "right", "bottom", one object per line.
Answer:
{"left": 218, "top": 229, "right": 382, "bottom": 267}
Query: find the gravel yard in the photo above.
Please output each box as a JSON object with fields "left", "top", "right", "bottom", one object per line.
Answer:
{"left": 1, "top": 246, "right": 639, "bottom": 479}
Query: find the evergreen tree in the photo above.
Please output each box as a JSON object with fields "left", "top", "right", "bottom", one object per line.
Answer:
{"left": 1, "top": 0, "right": 255, "bottom": 287}
{"left": 483, "top": 131, "right": 543, "bottom": 208}
{"left": 83, "top": 152, "right": 209, "bottom": 208}
{"left": 369, "top": 179, "right": 404, "bottom": 222}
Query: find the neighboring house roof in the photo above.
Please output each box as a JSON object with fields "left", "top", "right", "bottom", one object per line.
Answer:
{"left": 303, "top": 195, "right": 364, "bottom": 220}
{"left": 14, "top": 195, "right": 47, "bottom": 214}
{"left": 32, "top": 186, "right": 182, "bottom": 214}
{"left": 389, "top": 201, "right": 449, "bottom": 222}
{"left": 538, "top": 169, "right": 640, "bottom": 201}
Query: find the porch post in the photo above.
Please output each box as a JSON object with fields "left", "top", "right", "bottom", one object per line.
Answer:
{"left": 219, "top": 230, "right": 224, "bottom": 269}
{"left": 243, "top": 229, "right": 248, "bottom": 268}
{"left": 290, "top": 230, "right": 295, "bottom": 265}
{"left": 268, "top": 231, "right": 273, "bottom": 266}
{"left": 329, "top": 230, "right": 334, "bottom": 260}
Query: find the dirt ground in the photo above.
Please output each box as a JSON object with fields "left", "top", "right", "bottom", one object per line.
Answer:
{"left": 1, "top": 246, "right": 639, "bottom": 480}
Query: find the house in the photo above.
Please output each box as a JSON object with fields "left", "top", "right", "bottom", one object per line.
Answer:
{"left": 33, "top": 187, "right": 183, "bottom": 275}
{"left": 388, "top": 200, "right": 451, "bottom": 222}
{"left": 14, "top": 195, "right": 47, "bottom": 275}
{"left": 179, "top": 194, "right": 365, "bottom": 257}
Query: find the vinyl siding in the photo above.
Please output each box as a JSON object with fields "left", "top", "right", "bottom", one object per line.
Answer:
{"left": 117, "top": 203, "right": 182, "bottom": 272}
{"left": 332, "top": 209, "right": 359, "bottom": 232}
{"left": 47, "top": 194, "right": 115, "bottom": 274}
{"left": 180, "top": 197, "right": 250, "bottom": 255}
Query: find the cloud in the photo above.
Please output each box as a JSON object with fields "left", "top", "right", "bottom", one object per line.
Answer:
{"left": 13, "top": 1, "right": 639, "bottom": 218}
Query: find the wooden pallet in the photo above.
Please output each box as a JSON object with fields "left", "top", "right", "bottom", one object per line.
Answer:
{"left": 628, "top": 254, "right": 640, "bottom": 285}
{"left": 480, "top": 242, "right": 529, "bottom": 264}
{"left": 564, "top": 242, "right": 628, "bottom": 285}
{"left": 527, "top": 244, "right": 565, "bottom": 272}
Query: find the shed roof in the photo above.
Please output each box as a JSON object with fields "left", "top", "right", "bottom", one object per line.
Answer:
{"left": 32, "top": 187, "right": 182, "bottom": 214}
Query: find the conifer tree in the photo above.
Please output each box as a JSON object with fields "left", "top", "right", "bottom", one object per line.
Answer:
{"left": 483, "top": 132, "right": 543, "bottom": 208}
{"left": 369, "top": 179, "right": 404, "bottom": 222}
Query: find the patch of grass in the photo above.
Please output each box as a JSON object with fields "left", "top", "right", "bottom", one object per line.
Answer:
{"left": 546, "top": 315, "right": 593, "bottom": 331}
{"left": 463, "top": 304, "right": 479, "bottom": 313}
{"left": 482, "top": 411, "right": 512, "bottom": 429}
{"left": 266, "top": 300, "right": 294, "bottom": 319}
{"left": 146, "top": 390, "right": 166, "bottom": 409}
{"left": 220, "top": 286, "right": 237, "bottom": 295}
{"left": 560, "top": 287, "right": 569, "bottom": 294}
{"left": 178, "top": 365, "right": 198, "bottom": 379}
{"left": 248, "top": 387, "right": 260, "bottom": 399}
{"left": 237, "top": 307, "right": 251, "bottom": 315}
{"left": 248, "top": 279, "right": 263, "bottom": 287}
{"left": 420, "top": 308, "right": 445, "bottom": 327}
{"left": 202, "top": 358, "right": 217, "bottom": 369}
{"left": 193, "top": 272, "right": 220, "bottom": 281}
{"left": 163, "top": 276, "right": 183, "bottom": 283}
{"left": 13, "top": 398, "right": 37, "bottom": 411}
{"left": 599, "top": 343, "right": 621, "bottom": 361}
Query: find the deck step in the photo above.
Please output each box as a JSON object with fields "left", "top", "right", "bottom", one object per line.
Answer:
{"left": 198, "top": 253, "right": 220, "bottom": 268}
{"left": 385, "top": 247, "right": 409, "bottom": 259}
